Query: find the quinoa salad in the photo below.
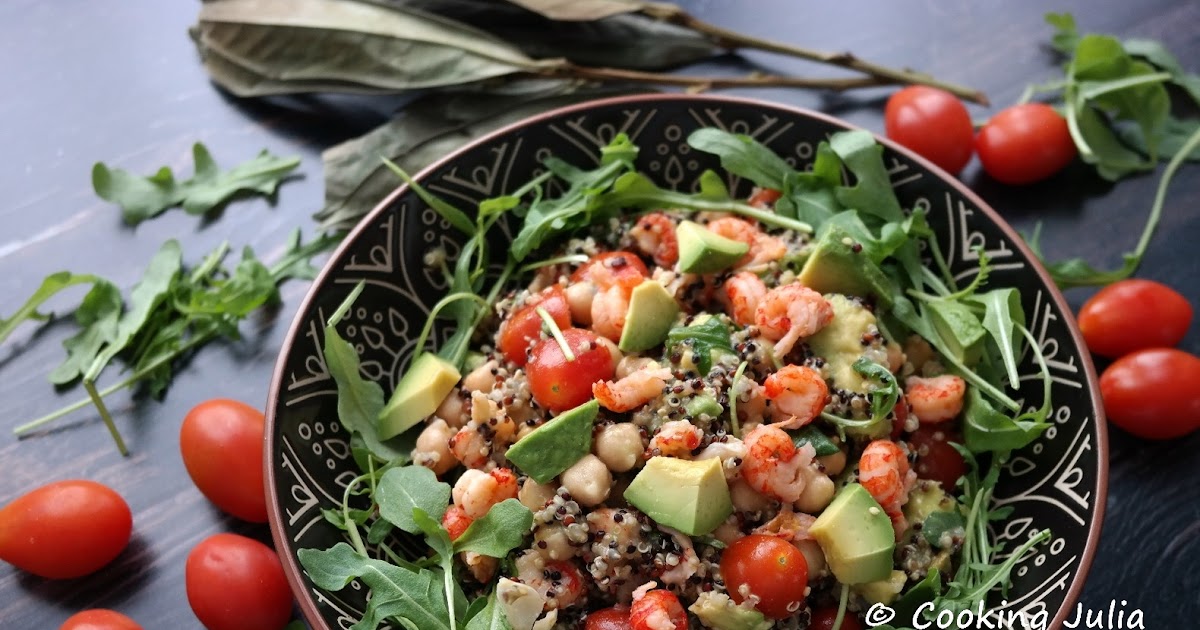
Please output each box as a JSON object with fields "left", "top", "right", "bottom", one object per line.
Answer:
{"left": 300, "top": 128, "right": 1053, "bottom": 630}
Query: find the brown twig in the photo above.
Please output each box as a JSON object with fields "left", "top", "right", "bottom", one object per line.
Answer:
{"left": 641, "top": 4, "right": 990, "bottom": 105}
{"left": 547, "top": 63, "right": 893, "bottom": 92}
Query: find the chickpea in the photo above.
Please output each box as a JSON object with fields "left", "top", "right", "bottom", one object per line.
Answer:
{"left": 729, "top": 477, "right": 772, "bottom": 513}
{"left": 533, "top": 524, "right": 577, "bottom": 561}
{"left": 796, "top": 539, "right": 827, "bottom": 581}
{"left": 564, "top": 283, "right": 596, "bottom": 325}
{"left": 560, "top": 454, "right": 612, "bottom": 507}
{"left": 794, "top": 473, "right": 835, "bottom": 513}
{"left": 461, "top": 360, "right": 498, "bottom": 393}
{"left": 412, "top": 419, "right": 456, "bottom": 476}
{"left": 816, "top": 446, "right": 847, "bottom": 476}
{"left": 594, "top": 423, "right": 643, "bottom": 473}
{"left": 518, "top": 478, "right": 557, "bottom": 512}
{"left": 595, "top": 336, "right": 623, "bottom": 369}
{"left": 433, "top": 388, "right": 468, "bottom": 429}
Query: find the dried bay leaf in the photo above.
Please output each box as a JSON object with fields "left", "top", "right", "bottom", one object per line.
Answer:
{"left": 315, "top": 84, "right": 649, "bottom": 233}
{"left": 503, "top": 0, "right": 641, "bottom": 21}
{"left": 194, "top": 0, "right": 551, "bottom": 97}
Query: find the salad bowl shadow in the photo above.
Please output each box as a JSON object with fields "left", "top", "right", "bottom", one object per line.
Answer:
{"left": 265, "top": 93, "right": 1107, "bottom": 630}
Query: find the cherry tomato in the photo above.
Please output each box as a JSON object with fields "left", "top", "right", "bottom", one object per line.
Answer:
{"left": 976, "top": 103, "right": 1076, "bottom": 185}
{"left": 884, "top": 86, "right": 974, "bottom": 174}
{"left": 720, "top": 534, "right": 809, "bottom": 619}
{"left": 585, "top": 606, "right": 633, "bottom": 630}
{"left": 630, "top": 590, "right": 687, "bottom": 630}
{"left": 59, "top": 609, "right": 142, "bottom": 630}
{"left": 748, "top": 187, "right": 783, "bottom": 208}
{"left": 442, "top": 504, "right": 473, "bottom": 541}
{"left": 0, "top": 480, "right": 132, "bottom": 579}
{"left": 570, "top": 251, "right": 649, "bottom": 289}
{"left": 909, "top": 426, "right": 966, "bottom": 490}
{"left": 808, "top": 606, "right": 865, "bottom": 630}
{"left": 1100, "top": 348, "right": 1200, "bottom": 440}
{"left": 186, "top": 533, "right": 292, "bottom": 630}
{"left": 1078, "top": 279, "right": 1192, "bottom": 359}
{"left": 497, "top": 287, "right": 572, "bottom": 366}
{"left": 526, "top": 328, "right": 616, "bottom": 412}
{"left": 180, "top": 399, "right": 268, "bottom": 523}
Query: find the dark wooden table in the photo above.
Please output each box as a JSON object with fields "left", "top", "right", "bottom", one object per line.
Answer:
{"left": 1, "top": 1, "right": 1197, "bottom": 628}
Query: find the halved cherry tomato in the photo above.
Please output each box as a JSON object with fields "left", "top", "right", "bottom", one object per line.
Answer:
{"left": 808, "top": 606, "right": 866, "bottom": 630}
{"left": 720, "top": 534, "right": 809, "bottom": 619}
{"left": 180, "top": 399, "right": 268, "bottom": 523}
{"left": 442, "top": 505, "right": 473, "bottom": 541}
{"left": 570, "top": 251, "right": 649, "bottom": 290}
{"left": 497, "top": 287, "right": 572, "bottom": 366}
{"left": 630, "top": 590, "right": 687, "bottom": 630}
{"left": 185, "top": 533, "right": 292, "bottom": 630}
{"left": 748, "top": 187, "right": 783, "bottom": 208}
{"left": 59, "top": 609, "right": 142, "bottom": 630}
{"left": 0, "top": 480, "right": 132, "bottom": 579}
{"left": 976, "top": 103, "right": 1076, "bottom": 185}
{"left": 1078, "top": 279, "right": 1192, "bottom": 359}
{"left": 585, "top": 606, "right": 633, "bottom": 630}
{"left": 885, "top": 86, "right": 975, "bottom": 174}
{"left": 1100, "top": 348, "right": 1200, "bottom": 440}
{"left": 909, "top": 426, "right": 966, "bottom": 490}
{"left": 526, "top": 328, "right": 616, "bottom": 412}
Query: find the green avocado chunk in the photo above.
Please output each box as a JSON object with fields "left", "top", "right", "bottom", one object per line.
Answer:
{"left": 505, "top": 399, "right": 598, "bottom": 484}
{"left": 854, "top": 569, "right": 907, "bottom": 605}
{"left": 809, "top": 483, "right": 895, "bottom": 584}
{"left": 797, "top": 225, "right": 894, "bottom": 307}
{"left": 689, "top": 592, "right": 773, "bottom": 630}
{"left": 377, "top": 352, "right": 461, "bottom": 440}
{"left": 676, "top": 220, "right": 750, "bottom": 274}
{"left": 624, "top": 456, "right": 733, "bottom": 536}
{"left": 619, "top": 280, "right": 680, "bottom": 353}
{"left": 684, "top": 394, "right": 723, "bottom": 419}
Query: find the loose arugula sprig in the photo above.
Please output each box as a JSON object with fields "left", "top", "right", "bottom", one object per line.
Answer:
{"left": 1020, "top": 13, "right": 1200, "bottom": 288}
{"left": 93, "top": 142, "right": 300, "bottom": 225}
{"left": 8, "top": 229, "right": 337, "bottom": 453}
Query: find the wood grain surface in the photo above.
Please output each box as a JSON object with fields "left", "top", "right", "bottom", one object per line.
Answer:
{"left": 1, "top": 0, "right": 1197, "bottom": 628}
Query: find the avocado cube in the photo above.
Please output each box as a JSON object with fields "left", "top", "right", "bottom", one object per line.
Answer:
{"left": 377, "top": 352, "right": 460, "bottom": 440}
{"left": 676, "top": 220, "right": 750, "bottom": 274}
{"left": 624, "top": 456, "right": 733, "bottom": 536}
{"left": 505, "top": 400, "right": 598, "bottom": 484}
{"left": 797, "top": 226, "right": 894, "bottom": 307}
{"left": 809, "top": 483, "right": 895, "bottom": 584}
{"left": 618, "top": 280, "right": 680, "bottom": 353}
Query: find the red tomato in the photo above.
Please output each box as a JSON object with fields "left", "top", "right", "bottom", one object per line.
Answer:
{"left": 0, "top": 480, "right": 131, "bottom": 579}
{"left": 748, "top": 187, "right": 783, "bottom": 208}
{"left": 497, "top": 287, "right": 572, "bottom": 366}
{"left": 1078, "top": 279, "right": 1192, "bottom": 359}
{"left": 808, "top": 606, "right": 865, "bottom": 630}
{"left": 180, "top": 399, "right": 268, "bottom": 523}
{"left": 885, "top": 86, "right": 974, "bottom": 174}
{"left": 630, "top": 590, "right": 687, "bottom": 630}
{"left": 585, "top": 606, "right": 633, "bottom": 630}
{"left": 526, "top": 328, "right": 616, "bottom": 412}
{"left": 720, "top": 534, "right": 809, "bottom": 619}
{"left": 442, "top": 504, "right": 473, "bottom": 541}
{"left": 185, "top": 533, "right": 293, "bottom": 630}
{"left": 59, "top": 609, "right": 142, "bottom": 630}
{"left": 909, "top": 426, "right": 966, "bottom": 490}
{"left": 570, "top": 251, "right": 649, "bottom": 289}
{"left": 976, "top": 103, "right": 1076, "bottom": 185}
{"left": 1100, "top": 348, "right": 1200, "bottom": 440}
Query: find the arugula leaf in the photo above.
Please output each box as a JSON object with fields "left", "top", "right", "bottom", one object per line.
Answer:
{"left": 268, "top": 228, "right": 340, "bottom": 282}
{"left": 1045, "top": 12, "right": 1080, "bottom": 54}
{"left": 46, "top": 280, "right": 122, "bottom": 385}
{"left": 377, "top": 466, "right": 453, "bottom": 533}
{"left": 962, "top": 387, "right": 1049, "bottom": 453}
{"left": 382, "top": 159, "right": 475, "bottom": 236}
{"left": 0, "top": 272, "right": 100, "bottom": 346}
{"left": 923, "top": 300, "right": 986, "bottom": 366}
{"left": 854, "top": 357, "right": 900, "bottom": 425}
{"left": 93, "top": 143, "right": 300, "bottom": 225}
{"left": 298, "top": 542, "right": 453, "bottom": 630}
{"left": 1122, "top": 37, "right": 1200, "bottom": 106}
{"left": 464, "top": 592, "right": 514, "bottom": 630}
{"left": 775, "top": 142, "right": 844, "bottom": 225}
{"left": 686, "top": 127, "right": 794, "bottom": 190}
{"left": 665, "top": 317, "right": 733, "bottom": 375}
{"left": 829, "top": 130, "right": 904, "bottom": 224}
{"left": 787, "top": 425, "right": 840, "bottom": 457}
{"left": 453, "top": 499, "right": 533, "bottom": 558}
{"left": 966, "top": 288, "right": 1024, "bottom": 387}
{"left": 413, "top": 508, "right": 462, "bottom": 630}
{"left": 922, "top": 511, "right": 966, "bottom": 548}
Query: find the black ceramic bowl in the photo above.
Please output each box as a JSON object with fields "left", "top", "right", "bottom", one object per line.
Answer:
{"left": 265, "top": 94, "right": 1107, "bottom": 629}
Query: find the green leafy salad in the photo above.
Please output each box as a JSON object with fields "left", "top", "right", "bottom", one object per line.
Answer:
{"left": 300, "top": 127, "right": 1053, "bottom": 630}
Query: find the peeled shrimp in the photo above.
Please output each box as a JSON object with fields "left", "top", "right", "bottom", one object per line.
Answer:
{"left": 755, "top": 283, "right": 834, "bottom": 358}
{"left": 591, "top": 284, "right": 631, "bottom": 342}
{"left": 648, "top": 420, "right": 703, "bottom": 458}
{"left": 707, "top": 217, "right": 787, "bottom": 269}
{"left": 859, "top": 440, "right": 917, "bottom": 540}
{"left": 514, "top": 551, "right": 587, "bottom": 611}
{"left": 753, "top": 505, "right": 817, "bottom": 542}
{"left": 763, "top": 364, "right": 829, "bottom": 429}
{"left": 720, "top": 271, "right": 767, "bottom": 327}
{"left": 630, "top": 212, "right": 679, "bottom": 268}
{"left": 657, "top": 526, "right": 699, "bottom": 586}
{"left": 453, "top": 467, "right": 519, "bottom": 519}
{"left": 593, "top": 365, "right": 672, "bottom": 412}
{"left": 740, "top": 424, "right": 815, "bottom": 503}
{"left": 904, "top": 374, "right": 966, "bottom": 424}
